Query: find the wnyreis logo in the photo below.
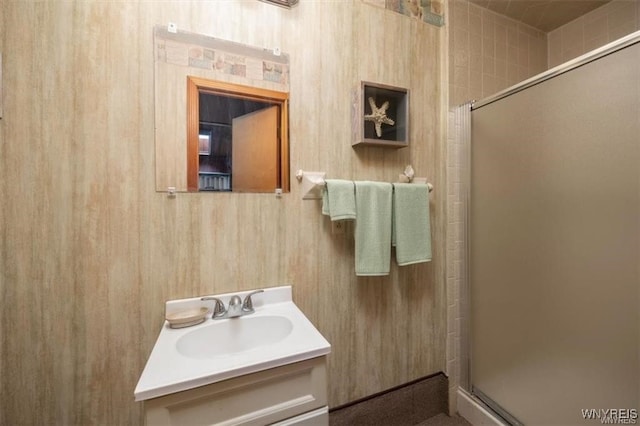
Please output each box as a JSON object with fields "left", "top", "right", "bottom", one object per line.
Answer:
{"left": 581, "top": 409, "right": 638, "bottom": 424}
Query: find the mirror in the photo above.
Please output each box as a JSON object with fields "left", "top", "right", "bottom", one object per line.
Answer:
{"left": 153, "top": 25, "right": 291, "bottom": 193}
{"left": 187, "top": 77, "right": 289, "bottom": 193}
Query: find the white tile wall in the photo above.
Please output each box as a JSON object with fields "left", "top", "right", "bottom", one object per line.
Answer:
{"left": 445, "top": 107, "right": 468, "bottom": 415}
{"left": 548, "top": 0, "right": 640, "bottom": 67}
{"left": 448, "top": 0, "right": 547, "bottom": 107}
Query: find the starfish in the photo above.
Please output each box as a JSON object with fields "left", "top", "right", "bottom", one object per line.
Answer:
{"left": 364, "top": 96, "right": 395, "bottom": 137}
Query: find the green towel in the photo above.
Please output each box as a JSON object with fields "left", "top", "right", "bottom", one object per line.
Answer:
{"left": 392, "top": 183, "right": 432, "bottom": 265}
{"left": 322, "top": 179, "right": 356, "bottom": 221}
{"left": 355, "top": 181, "right": 393, "bottom": 276}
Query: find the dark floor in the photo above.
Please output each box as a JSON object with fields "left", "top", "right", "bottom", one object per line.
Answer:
{"left": 414, "top": 413, "right": 472, "bottom": 426}
{"left": 329, "top": 374, "right": 472, "bottom": 426}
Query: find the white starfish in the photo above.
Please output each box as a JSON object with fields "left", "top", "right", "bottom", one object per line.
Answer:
{"left": 364, "top": 96, "right": 395, "bottom": 137}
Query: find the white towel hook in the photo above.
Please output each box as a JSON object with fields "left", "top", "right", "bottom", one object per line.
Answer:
{"left": 296, "top": 169, "right": 326, "bottom": 200}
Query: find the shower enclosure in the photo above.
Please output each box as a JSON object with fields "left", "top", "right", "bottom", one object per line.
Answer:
{"left": 459, "top": 33, "right": 640, "bottom": 425}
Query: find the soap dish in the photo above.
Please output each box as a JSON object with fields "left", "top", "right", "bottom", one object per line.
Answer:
{"left": 166, "top": 307, "right": 209, "bottom": 329}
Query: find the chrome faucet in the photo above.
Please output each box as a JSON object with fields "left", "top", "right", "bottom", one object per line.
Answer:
{"left": 226, "top": 295, "right": 243, "bottom": 317}
{"left": 201, "top": 289, "right": 264, "bottom": 320}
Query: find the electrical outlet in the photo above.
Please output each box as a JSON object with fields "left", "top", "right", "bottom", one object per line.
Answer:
{"left": 332, "top": 221, "right": 345, "bottom": 235}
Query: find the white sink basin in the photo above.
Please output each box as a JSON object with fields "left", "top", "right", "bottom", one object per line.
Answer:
{"left": 134, "top": 286, "right": 331, "bottom": 402}
{"left": 176, "top": 315, "right": 294, "bottom": 359}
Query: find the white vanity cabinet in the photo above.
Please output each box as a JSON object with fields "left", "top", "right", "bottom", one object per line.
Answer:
{"left": 135, "top": 286, "right": 331, "bottom": 425}
{"left": 143, "top": 356, "right": 328, "bottom": 426}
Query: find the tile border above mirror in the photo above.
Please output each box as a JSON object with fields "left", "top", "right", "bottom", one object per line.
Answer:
{"left": 154, "top": 25, "right": 290, "bottom": 92}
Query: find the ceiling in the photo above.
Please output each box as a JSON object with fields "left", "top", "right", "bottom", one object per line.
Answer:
{"left": 467, "top": 0, "right": 613, "bottom": 32}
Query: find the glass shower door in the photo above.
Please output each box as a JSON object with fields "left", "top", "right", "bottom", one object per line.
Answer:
{"left": 469, "top": 38, "right": 640, "bottom": 425}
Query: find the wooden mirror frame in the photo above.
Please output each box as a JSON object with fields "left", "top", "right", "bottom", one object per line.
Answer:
{"left": 186, "top": 76, "right": 290, "bottom": 193}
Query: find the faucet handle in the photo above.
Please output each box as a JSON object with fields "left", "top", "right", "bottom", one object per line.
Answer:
{"left": 242, "top": 290, "right": 264, "bottom": 312}
{"left": 201, "top": 296, "right": 226, "bottom": 319}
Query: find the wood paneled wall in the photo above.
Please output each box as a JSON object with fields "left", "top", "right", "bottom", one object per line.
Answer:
{"left": 0, "top": 1, "right": 446, "bottom": 424}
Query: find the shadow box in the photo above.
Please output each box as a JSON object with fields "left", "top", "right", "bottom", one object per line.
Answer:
{"left": 352, "top": 81, "right": 409, "bottom": 148}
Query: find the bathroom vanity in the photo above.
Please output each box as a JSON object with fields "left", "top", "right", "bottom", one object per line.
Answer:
{"left": 143, "top": 356, "right": 327, "bottom": 425}
{"left": 134, "top": 286, "right": 331, "bottom": 425}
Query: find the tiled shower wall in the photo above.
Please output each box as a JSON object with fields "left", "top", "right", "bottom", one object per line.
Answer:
{"left": 448, "top": 0, "right": 547, "bottom": 108}
{"left": 548, "top": 0, "right": 640, "bottom": 67}
{"left": 445, "top": 107, "right": 465, "bottom": 415}
{"left": 448, "top": 0, "right": 640, "bottom": 108}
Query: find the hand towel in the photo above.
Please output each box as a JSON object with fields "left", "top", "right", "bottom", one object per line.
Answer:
{"left": 354, "top": 181, "right": 393, "bottom": 276}
{"left": 321, "top": 179, "right": 356, "bottom": 221}
{"left": 392, "top": 183, "right": 432, "bottom": 265}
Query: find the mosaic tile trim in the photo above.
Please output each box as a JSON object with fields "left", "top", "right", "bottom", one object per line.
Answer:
{"left": 363, "top": 0, "right": 445, "bottom": 27}
{"left": 154, "top": 26, "right": 289, "bottom": 90}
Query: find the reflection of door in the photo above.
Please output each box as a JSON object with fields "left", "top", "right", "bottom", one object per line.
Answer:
{"left": 232, "top": 106, "right": 278, "bottom": 192}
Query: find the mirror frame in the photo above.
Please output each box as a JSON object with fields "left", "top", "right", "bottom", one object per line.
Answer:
{"left": 186, "top": 76, "right": 290, "bottom": 193}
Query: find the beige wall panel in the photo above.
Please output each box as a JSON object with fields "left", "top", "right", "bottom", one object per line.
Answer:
{"left": 155, "top": 64, "right": 188, "bottom": 192}
{"left": 0, "top": 1, "right": 446, "bottom": 424}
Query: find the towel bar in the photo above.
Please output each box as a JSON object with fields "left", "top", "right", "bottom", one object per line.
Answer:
{"left": 295, "top": 169, "right": 433, "bottom": 200}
